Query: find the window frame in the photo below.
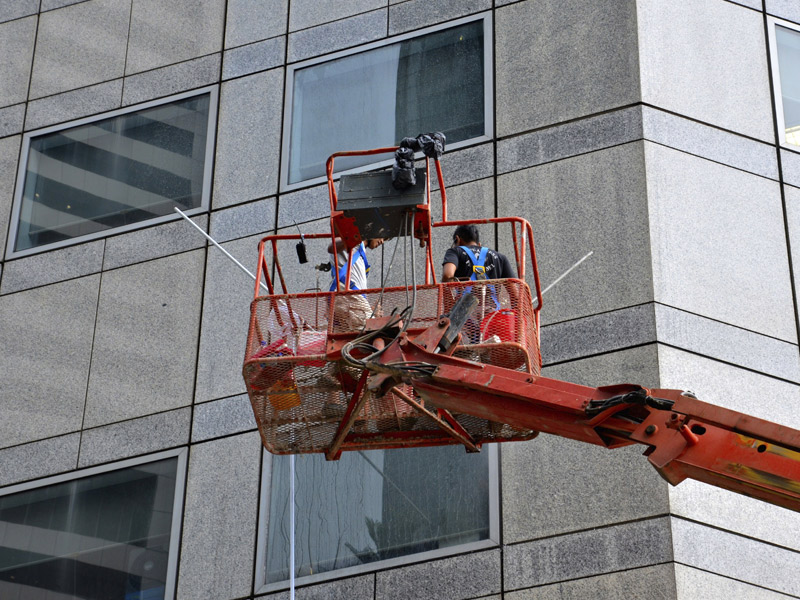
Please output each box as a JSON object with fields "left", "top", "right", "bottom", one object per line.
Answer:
{"left": 0, "top": 447, "right": 188, "bottom": 600}
{"left": 6, "top": 86, "right": 219, "bottom": 260}
{"left": 254, "top": 444, "right": 501, "bottom": 593}
{"left": 280, "top": 12, "right": 494, "bottom": 192}
{"left": 768, "top": 16, "right": 800, "bottom": 150}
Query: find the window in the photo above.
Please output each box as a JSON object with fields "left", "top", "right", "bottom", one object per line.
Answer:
{"left": 283, "top": 14, "right": 492, "bottom": 189}
{"left": 256, "top": 445, "right": 498, "bottom": 591}
{"left": 770, "top": 18, "right": 800, "bottom": 147}
{"left": 9, "top": 88, "right": 217, "bottom": 257}
{"left": 0, "top": 449, "right": 187, "bottom": 600}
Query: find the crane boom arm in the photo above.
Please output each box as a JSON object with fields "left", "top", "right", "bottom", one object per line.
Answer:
{"left": 367, "top": 314, "right": 800, "bottom": 513}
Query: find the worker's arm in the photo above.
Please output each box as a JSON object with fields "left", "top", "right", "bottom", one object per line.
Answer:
{"left": 327, "top": 237, "right": 347, "bottom": 255}
{"left": 441, "top": 261, "right": 458, "bottom": 282}
{"left": 441, "top": 247, "right": 460, "bottom": 282}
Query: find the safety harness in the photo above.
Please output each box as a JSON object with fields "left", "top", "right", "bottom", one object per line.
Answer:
{"left": 460, "top": 245, "right": 500, "bottom": 310}
{"left": 330, "top": 243, "right": 370, "bottom": 292}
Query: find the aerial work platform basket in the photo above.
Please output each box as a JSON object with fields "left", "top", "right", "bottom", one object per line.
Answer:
{"left": 243, "top": 146, "right": 544, "bottom": 459}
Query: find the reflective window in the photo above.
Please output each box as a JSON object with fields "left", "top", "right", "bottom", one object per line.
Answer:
{"left": 11, "top": 89, "right": 215, "bottom": 256}
{"left": 285, "top": 16, "right": 489, "bottom": 187}
{"left": 773, "top": 22, "right": 800, "bottom": 146}
{"left": 262, "top": 446, "right": 495, "bottom": 588}
{"left": 0, "top": 452, "right": 184, "bottom": 600}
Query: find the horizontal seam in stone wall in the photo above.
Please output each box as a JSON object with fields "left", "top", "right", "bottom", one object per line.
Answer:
{"left": 503, "top": 514, "right": 671, "bottom": 548}
{"left": 287, "top": 6, "right": 387, "bottom": 39}
{"left": 671, "top": 513, "right": 800, "bottom": 556}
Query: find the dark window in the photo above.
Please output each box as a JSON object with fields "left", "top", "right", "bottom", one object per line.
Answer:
{"left": 287, "top": 19, "right": 486, "bottom": 185}
{"left": 14, "top": 92, "right": 213, "bottom": 253}
{"left": 0, "top": 457, "right": 180, "bottom": 600}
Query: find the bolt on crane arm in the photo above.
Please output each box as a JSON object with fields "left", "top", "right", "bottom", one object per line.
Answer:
{"left": 366, "top": 310, "right": 800, "bottom": 514}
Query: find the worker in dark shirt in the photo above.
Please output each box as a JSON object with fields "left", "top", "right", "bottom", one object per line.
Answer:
{"left": 441, "top": 224, "right": 516, "bottom": 282}
{"left": 441, "top": 224, "right": 518, "bottom": 347}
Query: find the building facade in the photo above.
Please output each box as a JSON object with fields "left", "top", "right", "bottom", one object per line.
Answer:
{"left": 1, "top": 0, "right": 799, "bottom": 598}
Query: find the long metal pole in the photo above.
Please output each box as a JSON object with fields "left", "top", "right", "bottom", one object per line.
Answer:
{"left": 289, "top": 453, "right": 296, "bottom": 599}
{"left": 174, "top": 207, "right": 270, "bottom": 293}
{"left": 531, "top": 251, "right": 593, "bottom": 308}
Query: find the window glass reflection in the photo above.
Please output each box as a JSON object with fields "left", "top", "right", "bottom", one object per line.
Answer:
{"left": 15, "top": 93, "right": 211, "bottom": 252}
{"left": 288, "top": 20, "right": 485, "bottom": 184}
{"left": 0, "top": 457, "right": 179, "bottom": 600}
{"left": 265, "top": 446, "right": 490, "bottom": 584}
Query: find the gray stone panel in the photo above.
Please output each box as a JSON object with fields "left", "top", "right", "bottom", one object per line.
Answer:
{"left": 784, "top": 184, "right": 800, "bottom": 318}
{"left": 431, "top": 142, "right": 494, "bottom": 191}
{"left": 225, "top": 0, "right": 287, "bottom": 48}
{"left": 645, "top": 143, "right": 796, "bottom": 342}
{"left": 102, "top": 214, "right": 209, "bottom": 270}
{"left": 287, "top": 9, "right": 386, "bottom": 63}
{"left": 1, "top": 240, "right": 105, "bottom": 294}
{"left": 375, "top": 549, "right": 501, "bottom": 600}
{"left": 542, "top": 344, "right": 661, "bottom": 390}
{"left": 121, "top": 54, "right": 221, "bottom": 106}
{"left": 497, "top": 143, "right": 653, "bottom": 326}
{"left": 41, "top": 0, "right": 88, "bottom": 10}
{"left": 670, "top": 478, "right": 800, "bottom": 555}
{"left": 0, "top": 0, "right": 39, "bottom": 22}
{"left": 641, "top": 106, "right": 779, "bottom": 180}
{"left": 195, "top": 235, "right": 261, "bottom": 403}
{"left": 276, "top": 184, "right": 329, "bottom": 229}
{"left": 495, "top": 0, "right": 639, "bottom": 136}
{"left": 177, "top": 431, "right": 261, "bottom": 600}
{"left": 78, "top": 408, "right": 191, "bottom": 467}
{"left": 671, "top": 517, "right": 800, "bottom": 597}
{"left": 767, "top": 0, "right": 800, "bottom": 24}
{"left": 638, "top": 0, "right": 773, "bottom": 142}
{"left": 506, "top": 564, "right": 676, "bottom": 600}
{"left": 125, "top": 0, "right": 225, "bottom": 75}
{"left": 258, "top": 574, "right": 374, "bottom": 599}
{"left": 0, "top": 15, "right": 36, "bottom": 107}
{"left": 222, "top": 36, "right": 286, "bottom": 80}
{"left": 0, "top": 275, "right": 99, "bottom": 448}
{"left": 780, "top": 148, "right": 800, "bottom": 189}
{"left": 430, "top": 178, "right": 496, "bottom": 264}
{"left": 540, "top": 304, "right": 657, "bottom": 366}
{"left": 191, "top": 393, "right": 257, "bottom": 442}
{"left": 213, "top": 68, "right": 282, "bottom": 208}
{"left": 497, "top": 107, "right": 643, "bottom": 175}
{"left": 0, "top": 103, "right": 25, "bottom": 137}
{"left": 210, "top": 197, "right": 276, "bottom": 242}
{"left": 84, "top": 251, "right": 204, "bottom": 427}
{"left": 430, "top": 175, "right": 494, "bottom": 224}
{"left": 388, "top": 0, "right": 490, "bottom": 35}
{"left": 654, "top": 304, "right": 800, "bottom": 383}
{"left": 504, "top": 518, "right": 673, "bottom": 590}
{"left": 503, "top": 435, "right": 669, "bottom": 544}
{"left": 0, "top": 135, "right": 20, "bottom": 257}
{"left": 675, "top": 563, "right": 796, "bottom": 600}
{"left": 289, "top": 0, "right": 384, "bottom": 32}
{"left": 730, "top": 0, "right": 764, "bottom": 9}
{"left": 25, "top": 78, "right": 123, "bottom": 131}
{"left": 0, "top": 433, "right": 80, "bottom": 487}
{"left": 29, "top": 0, "right": 130, "bottom": 99}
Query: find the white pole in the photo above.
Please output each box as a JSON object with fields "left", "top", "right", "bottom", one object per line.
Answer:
{"left": 173, "top": 207, "right": 270, "bottom": 293}
{"left": 289, "top": 454, "right": 296, "bottom": 600}
{"left": 532, "top": 251, "right": 593, "bottom": 308}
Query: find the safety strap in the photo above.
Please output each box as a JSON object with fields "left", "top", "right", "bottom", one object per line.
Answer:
{"left": 460, "top": 245, "right": 500, "bottom": 310}
{"left": 330, "top": 243, "right": 369, "bottom": 292}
